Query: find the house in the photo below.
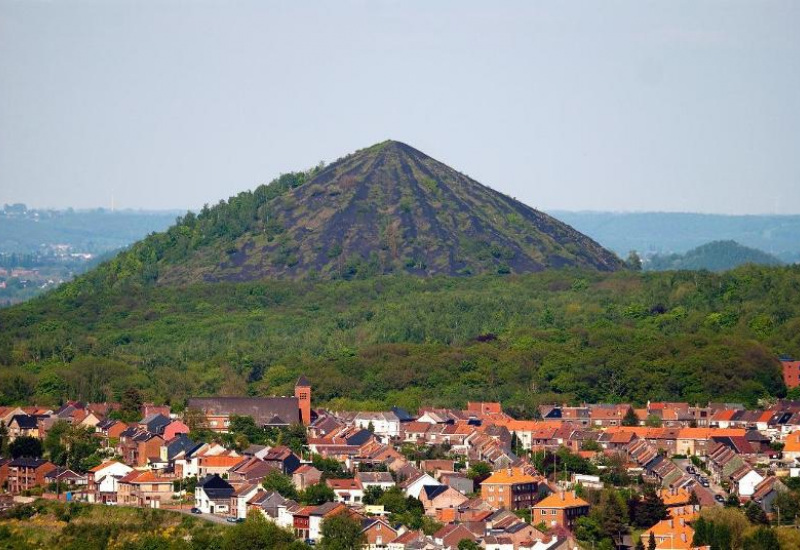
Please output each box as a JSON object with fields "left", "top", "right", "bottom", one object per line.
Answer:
{"left": 0, "top": 458, "right": 10, "bottom": 488}
{"left": 783, "top": 431, "right": 800, "bottom": 462}
{"left": 440, "top": 472, "right": 473, "bottom": 495}
{"left": 139, "top": 413, "right": 173, "bottom": 435}
{"left": 730, "top": 466, "right": 764, "bottom": 499}
{"left": 641, "top": 515, "right": 695, "bottom": 550}
{"left": 750, "top": 476, "right": 788, "bottom": 514}
{"left": 293, "top": 464, "right": 323, "bottom": 491}
{"left": 293, "top": 502, "right": 348, "bottom": 542}
{"left": 399, "top": 470, "right": 440, "bottom": 499}
{"left": 419, "top": 485, "right": 468, "bottom": 516}
{"left": 327, "top": 478, "right": 365, "bottom": 505}
{"left": 480, "top": 468, "right": 539, "bottom": 511}
{"left": 228, "top": 456, "right": 274, "bottom": 484}
{"left": 162, "top": 420, "right": 190, "bottom": 441}
{"left": 44, "top": 467, "right": 86, "bottom": 487}
{"left": 187, "top": 376, "right": 312, "bottom": 432}
{"left": 116, "top": 470, "right": 174, "bottom": 508}
{"left": 362, "top": 517, "right": 400, "bottom": 549}
{"left": 86, "top": 460, "right": 133, "bottom": 503}
{"left": 7, "top": 458, "right": 57, "bottom": 493}
{"left": 532, "top": 491, "right": 590, "bottom": 531}
{"left": 118, "top": 428, "right": 164, "bottom": 467}
{"left": 231, "top": 483, "right": 262, "bottom": 519}
{"left": 198, "top": 453, "right": 243, "bottom": 477}
{"left": 354, "top": 412, "right": 401, "bottom": 440}
{"left": 95, "top": 419, "right": 128, "bottom": 442}
{"left": 433, "top": 524, "right": 477, "bottom": 548}
{"left": 248, "top": 490, "right": 288, "bottom": 520}
{"left": 195, "top": 474, "right": 235, "bottom": 515}
{"left": 7, "top": 414, "right": 39, "bottom": 440}
{"left": 263, "top": 446, "right": 301, "bottom": 474}
{"left": 357, "top": 471, "right": 395, "bottom": 491}
{"left": 782, "top": 360, "right": 800, "bottom": 389}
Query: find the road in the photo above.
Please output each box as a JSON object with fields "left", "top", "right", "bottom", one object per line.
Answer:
{"left": 673, "top": 458, "right": 726, "bottom": 506}
{"left": 167, "top": 506, "right": 236, "bottom": 526}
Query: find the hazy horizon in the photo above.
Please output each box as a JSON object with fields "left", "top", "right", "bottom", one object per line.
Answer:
{"left": 2, "top": 1, "right": 798, "bottom": 215}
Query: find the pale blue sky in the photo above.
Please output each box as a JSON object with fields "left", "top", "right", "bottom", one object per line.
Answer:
{"left": 1, "top": 1, "right": 798, "bottom": 214}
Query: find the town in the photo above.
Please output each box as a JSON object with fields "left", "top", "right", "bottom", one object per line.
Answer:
{"left": 2, "top": 371, "right": 800, "bottom": 550}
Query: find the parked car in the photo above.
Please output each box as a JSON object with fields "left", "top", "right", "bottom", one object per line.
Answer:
{"left": 190, "top": 507, "right": 202, "bottom": 514}
{"left": 226, "top": 517, "right": 238, "bottom": 523}
{"left": 714, "top": 495, "right": 725, "bottom": 503}
{"left": 701, "top": 479, "right": 710, "bottom": 487}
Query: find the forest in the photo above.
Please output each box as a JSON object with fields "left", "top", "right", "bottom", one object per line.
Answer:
{"left": 0, "top": 263, "right": 798, "bottom": 413}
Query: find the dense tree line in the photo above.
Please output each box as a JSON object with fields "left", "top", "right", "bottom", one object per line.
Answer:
{"left": 0, "top": 265, "right": 798, "bottom": 410}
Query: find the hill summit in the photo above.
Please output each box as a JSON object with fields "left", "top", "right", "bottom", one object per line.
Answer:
{"left": 99, "top": 140, "right": 623, "bottom": 285}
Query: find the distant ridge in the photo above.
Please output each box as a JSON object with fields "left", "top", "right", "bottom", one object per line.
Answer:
{"left": 646, "top": 240, "right": 783, "bottom": 272}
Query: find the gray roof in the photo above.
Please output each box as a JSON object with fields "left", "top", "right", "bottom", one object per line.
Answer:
{"left": 187, "top": 397, "right": 300, "bottom": 426}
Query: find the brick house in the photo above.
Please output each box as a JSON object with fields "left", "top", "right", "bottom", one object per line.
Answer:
{"left": 419, "top": 484, "right": 469, "bottom": 517}
{"left": 117, "top": 470, "right": 174, "bottom": 507}
{"left": 532, "top": 491, "right": 590, "bottom": 531}
{"left": 7, "top": 458, "right": 57, "bottom": 493}
{"left": 361, "top": 517, "right": 399, "bottom": 549}
{"left": 480, "top": 467, "right": 539, "bottom": 510}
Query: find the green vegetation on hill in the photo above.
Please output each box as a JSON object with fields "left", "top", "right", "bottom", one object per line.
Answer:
{"left": 646, "top": 240, "right": 783, "bottom": 272}
{"left": 1, "top": 265, "right": 796, "bottom": 411}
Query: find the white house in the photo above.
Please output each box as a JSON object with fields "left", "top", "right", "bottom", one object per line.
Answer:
{"left": 195, "top": 474, "right": 234, "bottom": 515}
{"left": 401, "top": 472, "right": 440, "bottom": 499}
{"left": 734, "top": 469, "right": 765, "bottom": 498}
{"left": 232, "top": 483, "right": 261, "bottom": 519}
{"left": 356, "top": 471, "right": 395, "bottom": 491}
{"left": 88, "top": 460, "right": 133, "bottom": 504}
{"left": 327, "top": 478, "right": 365, "bottom": 505}
{"left": 354, "top": 412, "right": 401, "bottom": 440}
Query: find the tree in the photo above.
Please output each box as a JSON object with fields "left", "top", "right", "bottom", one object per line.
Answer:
{"left": 300, "top": 482, "right": 335, "bottom": 505}
{"left": 592, "top": 489, "right": 628, "bottom": 540}
{"left": 0, "top": 421, "right": 8, "bottom": 456}
{"left": 119, "top": 388, "right": 143, "bottom": 422}
{"left": 635, "top": 538, "right": 645, "bottom": 550}
{"left": 362, "top": 485, "right": 384, "bottom": 506}
{"left": 457, "top": 540, "right": 480, "bottom": 550}
{"left": 647, "top": 532, "right": 656, "bottom": 550}
{"left": 9, "top": 436, "right": 42, "bottom": 458}
{"left": 644, "top": 415, "right": 662, "bottom": 428}
{"left": 744, "top": 501, "right": 768, "bottom": 525}
{"left": 773, "top": 490, "right": 800, "bottom": 525}
{"left": 222, "top": 510, "right": 299, "bottom": 550}
{"left": 692, "top": 516, "right": 709, "bottom": 546}
{"left": 319, "top": 513, "right": 366, "bottom": 550}
{"left": 725, "top": 493, "right": 740, "bottom": 508}
{"left": 626, "top": 251, "right": 642, "bottom": 271}
{"left": 621, "top": 407, "right": 639, "bottom": 427}
{"left": 742, "top": 527, "right": 780, "bottom": 550}
{"left": 261, "top": 470, "right": 298, "bottom": 500}
{"left": 466, "top": 461, "right": 491, "bottom": 480}
{"left": 633, "top": 487, "right": 668, "bottom": 528}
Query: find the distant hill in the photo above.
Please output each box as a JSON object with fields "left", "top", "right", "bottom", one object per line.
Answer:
{"left": 88, "top": 140, "right": 622, "bottom": 287}
{"left": 550, "top": 211, "right": 800, "bottom": 264}
{"left": 0, "top": 206, "right": 180, "bottom": 255}
{"left": 645, "top": 240, "right": 783, "bottom": 272}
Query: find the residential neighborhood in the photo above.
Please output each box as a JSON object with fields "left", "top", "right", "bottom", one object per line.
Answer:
{"left": 1, "top": 377, "right": 800, "bottom": 549}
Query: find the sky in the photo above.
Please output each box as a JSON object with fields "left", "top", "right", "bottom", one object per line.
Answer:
{"left": 1, "top": 1, "right": 799, "bottom": 215}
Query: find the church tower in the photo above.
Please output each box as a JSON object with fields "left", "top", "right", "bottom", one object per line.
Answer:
{"left": 295, "top": 375, "right": 311, "bottom": 425}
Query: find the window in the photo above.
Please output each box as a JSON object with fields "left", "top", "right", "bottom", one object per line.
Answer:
{"left": 551, "top": 510, "right": 557, "bottom": 515}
